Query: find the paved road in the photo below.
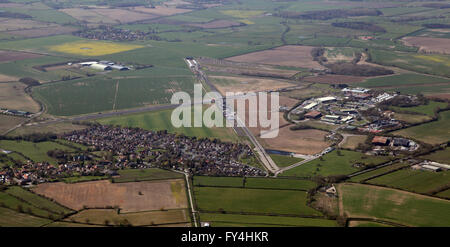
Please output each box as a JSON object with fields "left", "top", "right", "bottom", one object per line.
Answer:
{"left": 275, "top": 155, "right": 320, "bottom": 176}
{"left": 191, "top": 59, "right": 280, "bottom": 174}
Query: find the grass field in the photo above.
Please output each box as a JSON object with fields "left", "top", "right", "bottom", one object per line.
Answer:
{"left": 200, "top": 213, "right": 337, "bottom": 227}
{"left": 0, "top": 191, "right": 59, "bottom": 218}
{"left": 194, "top": 187, "right": 321, "bottom": 216}
{"left": 281, "top": 150, "right": 391, "bottom": 178}
{"left": 95, "top": 108, "right": 239, "bottom": 142}
{"left": 390, "top": 101, "right": 448, "bottom": 117}
{"left": 366, "top": 169, "right": 450, "bottom": 194}
{"left": 339, "top": 183, "right": 450, "bottom": 227}
{"left": 359, "top": 74, "right": 450, "bottom": 90}
{"left": 113, "top": 168, "right": 184, "bottom": 183}
{"left": 0, "top": 140, "right": 75, "bottom": 163}
{"left": 0, "top": 207, "right": 51, "bottom": 227}
{"left": 349, "top": 163, "right": 410, "bottom": 183}
{"left": 193, "top": 176, "right": 316, "bottom": 190}
{"left": 393, "top": 110, "right": 450, "bottom": 144}
{"left": 269, "top": 154, "right": 303, "bottom": 168}
{"left": 348, "top": 220, "right": 393, "bottom": 227}
{"left": 420, "top": 148, "right": 450, "bottom": 164}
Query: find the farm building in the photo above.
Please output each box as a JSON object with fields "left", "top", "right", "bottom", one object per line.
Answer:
{"left": 421, "top": 165, "right": 441, "bottom": 172}
{"left": 111, "top": 65, "right": 129, "bottom": 71}
{"left": 305, "top": 110, "right": 322, "bottom": 119}
{"left": 372, "top": 136, "right": 390, "bottom": 146}
{"left": 303, "top": 102, "right": 318, "bottom": 110}
{"left": 322, "top": 115, "right": 340, "bottom": 123}
{"left": 393, "top": 138, "right": 410, "bottom": 147}
{"left": 317, "top": 96, "right": 337, "bottom": 103}
{"left": 90, "top": 63, "right": 112, "bottom": 71}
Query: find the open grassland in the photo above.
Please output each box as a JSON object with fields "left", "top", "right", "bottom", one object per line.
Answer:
{"left": 420, "top": 148, "right": 450, "bottom": 164}
{"left": 393, "top": 110, "right": 450, "bottom": 144}
{"left": 0, "top": 207, "right": 51, "bottom": 227}
{"left": 366, "top": 169, "right": 450, "bottom": 194}
{"left": 393, "top": 112, "right": 432, "bottom": 124}
{"left": 269, "top": 154, "right": 303, "bottom": 168}
{"left": 200, "top": 213, "right": 337, "bottom": 227}
{"left": 95, "top": 108, "right": 239, "bottom": 142}
{"left": 349, "top": 163, "right": 410, "bottom": 183}
{"left": 338, "top": 183, "right": 450, "bottom": 227}
{"left": 436, "top": 189, "right": 450, "bottom": 199}
{"left": 67, "top": 208, "right": 189, "bottom": 226}
{"left": 33, "top": 179, "right": 188, "bottom": 213}
{"left": 194, "top": 187, "right": 321, "bottom": 216}
{"left": 0, "top": 140, "right": 75, "bottom": 163}
{"left": 281, "top": 150, "right": 391, "bottom": 178}
{"left": 114, "top": 168, "right": 184, "bottom": 183}
{"left": 48, "top": 40, "right": 144, "bottom": 56}
{"left": 0, "top": 82, "right": 40, "bottom": 113}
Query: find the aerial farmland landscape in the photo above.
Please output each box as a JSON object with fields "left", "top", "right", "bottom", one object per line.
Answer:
{"left": 0, "top": 0, "right": 449, "bottom": 231}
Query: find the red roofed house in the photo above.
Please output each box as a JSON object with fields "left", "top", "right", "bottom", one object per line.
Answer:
{"left": 304, "top": 110, "right": 322, "bottom": 119}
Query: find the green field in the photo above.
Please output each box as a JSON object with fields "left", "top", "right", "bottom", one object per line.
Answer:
{"left": 281, "top": 150, "right": 391, "bottom": 178}
{"left": 0, "top": 191, "right": 59, "bottom": 219}
{"left": 0, "top": 207, "right": 51, "bottom": 227}
{"left": 339, "top": 183, "right": 450, "bottom": 227}
{"left": 62, "top": 176, "right": 108, "bottom": 183}
{"left": 113, "top": 168, "right": 184, "bottom": 183}
{"left": 366, "top": 169, "right": 450, "bottom": 194}
{"left": 390, "top": 101, "right": 448, "bottom": 117}
{"left": 194, "top": 187, "right": 321, "bottom": 216}
{"left": 393, "top": 110, "right": 450, "bottom": 144}
{"left": 95, "top": 108, "right": 239, "bottom": 142}
{"left": 193, "top": 176, "right": 244, "bottom": 188}
{"left": 420, "top": 148, "right": 450, "bottom": 164}
{"left": 349, "top": 163, "right": 410, "bottom": 183}
{"left": 269, "top": 154, "right": 303, "bottom": 168}
{"left": 200, "top": 213, "right": 337, "bottom": 227}
{"left": 359, "top": 74, "right": 450, "bottom": 89}
{"left": 0, "top": 140, "right": 75, "bottom": 163}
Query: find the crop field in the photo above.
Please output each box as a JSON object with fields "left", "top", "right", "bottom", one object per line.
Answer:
{"left": 209, "top": 75, "right": 295, "bottom": 95}
{"left": 393, "top": 110, "right": 450, "bottom": 144}
{"left": 0, "top": 140, "right": 75, "bottom": 163}
{"left": 130, "top": 6, "right": 192, "bottom": 16}
{"left": 226, "top": 46, "right": 325, "bottom": 70}
{"left": 33, "top": 179, "right": 188, "bottom": 213}
{"left": 194, "top": 187, "right": 321, "bottom": 216}
{"left": 114, "top": 168, "right": 184, "bottom": 183}
{"left": 4, "top": 26, "right": 78, "bottom": 39}
{"left": 402, "top": 37, "right": 450, "bottom": 55}
{"left": 257, "top": 127, "right": 331, "bottom": 155}
{"left": 95, "top": 108, "right": 239, "bottom": 142}
{"left": 48, "top": 40, "right": 144, "bottom": 56}
{"left": 366, "top": 169, "right": 450, "bottom": 194}
{"left": 349, "top": 163, "right": 410, "bottom": 183}
{"left": 436, "top": 190, "right": 450, "bottom": 199}
{"left": 0, "top": 191, "right": 64, "bottom": 219}
{"left": 0, "top": 115, "right": 25, "bottom": 134}
{"left": 199, "top": 213, "right": 337, "bottom": 227}
{"left": 281, "top": 150, "right": 391, "bottom": 178}
{"left": 348, "top": 220, "right": 392, "bottom": 227}
{"left": 420, "top": 148, "right": 450, "bottom": 164}
{"left": 359, "top": 74, "right": 450, "bottom": 89}
{"left": 67, "top": 208, "right": 189, "bottom": 226}
{"left": 0, "top": 50, "right": 43, "bottom": 63}
{"left": 0, "top": 82, "right": 40, "bottom": 113}
{"left": 338, "top": 183, "right": 450, "bottom": 226}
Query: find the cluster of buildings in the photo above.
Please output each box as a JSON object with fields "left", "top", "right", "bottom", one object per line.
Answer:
{"left": 74, "top": 26, "right": 161, "bottom": 42}
{"left": 0, "top": 108, "right": 32, "bottom": 118}
{"left": 412, "top": 160, "right": 450, "bottom": 172}
{"left": 0, "top": 125, "right": 266, "bottom": 185}
{"left": 371, "top": 136, "right": 419, "bottom": 153}
{"left": 78, "top": 60, "right": 130, "bottom": 71}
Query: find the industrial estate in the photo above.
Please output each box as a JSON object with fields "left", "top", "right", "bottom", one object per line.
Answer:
{"left": 0, "top": 0, "right": 449, "bottom": 228}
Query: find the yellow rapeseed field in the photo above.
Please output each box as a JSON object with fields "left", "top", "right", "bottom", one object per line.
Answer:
{"left": 414, "top": 54, "right": 450, "bottom": 66}
{"left": 48, "top": 41, "right": 144, "bottom": 56}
